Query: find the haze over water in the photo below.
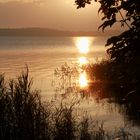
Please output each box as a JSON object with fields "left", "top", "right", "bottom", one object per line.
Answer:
{"left": 0, "top": 35, "right": 140, "bottom": 132}
{"left": 0, "top": 36, "right": 107, "bottom": 95}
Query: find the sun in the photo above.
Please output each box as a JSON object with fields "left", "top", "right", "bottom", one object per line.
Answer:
{"left": 76, "top": 37, "right": 90, "bottom": 54}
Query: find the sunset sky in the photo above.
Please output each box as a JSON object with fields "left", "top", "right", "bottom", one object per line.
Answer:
{"left": 0, "top": 0, "right": 102, "bottom": 31}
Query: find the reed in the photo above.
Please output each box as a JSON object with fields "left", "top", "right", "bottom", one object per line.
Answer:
{"left": 0, "top": 67, "right": 140, "bottom": 140}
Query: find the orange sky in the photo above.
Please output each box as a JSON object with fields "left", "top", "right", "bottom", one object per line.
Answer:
{"left": 0, "top": 0, "right": 103, "bottom": 31}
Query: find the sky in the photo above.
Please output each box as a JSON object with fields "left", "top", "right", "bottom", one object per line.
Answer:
{"left": 0, "top": 0, "right": 103, "bottom": 31}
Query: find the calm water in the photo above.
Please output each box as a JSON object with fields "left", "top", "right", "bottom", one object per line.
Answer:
{"left": 0, "top": 36, "right": 107, "bottom": 95}
{"left": 0, "top": 36, "right": 140, "bottom": 132}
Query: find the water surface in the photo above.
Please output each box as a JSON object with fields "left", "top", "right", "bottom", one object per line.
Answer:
{"left": 0, "top": 36, "right": 107, "bottom": 95}
{"left": 0, "top": 36, "right": 140, "bottom": 132}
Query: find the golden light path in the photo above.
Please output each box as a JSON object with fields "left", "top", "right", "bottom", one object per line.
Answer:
{"left": 74, "top": 37, "right": 92, "bottom": 88}
{"left": 76, "top": 37, "right": 91, "bottom": 54}
{"left": 78, "top": 57, "right": 88, "bottom": 65}
{"left": 79, "top": 72, "right": 88, "bottom": 88}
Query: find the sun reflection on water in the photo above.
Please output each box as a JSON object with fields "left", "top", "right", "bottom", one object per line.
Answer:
{"left": 75, "top": 37, "right": 91, "bottom": 54}
{"left": 78, "top": 57, "right": 88, "bottom": 65}
{"left": 74, "top": 37, "right": 92, "bottom": 88}
{"left": 79, "top": 72, "right": 88, "bottom": 88}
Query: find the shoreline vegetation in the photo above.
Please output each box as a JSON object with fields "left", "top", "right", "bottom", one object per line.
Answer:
{"left": 1, "top": 0, "right": 139, "bottom": 139}
{"left": 74, "top": 1, "right": 140, "bottom": 132}
{"left": 53, "top": 60, "right": 140, "bottom": 126}
{"left": 0, "top": 65, "right": 140, "bottom": 140}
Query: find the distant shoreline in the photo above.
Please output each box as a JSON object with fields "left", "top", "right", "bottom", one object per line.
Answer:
{"left": 0, "top": 28, "right": 120, "bottom": 37}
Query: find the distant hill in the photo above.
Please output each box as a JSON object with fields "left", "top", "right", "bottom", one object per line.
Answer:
{"left": 0, "top": 28, "right": 121, "bottom": 37}
{"left": 0, "top": 28, "right": 70, "bottom": 36}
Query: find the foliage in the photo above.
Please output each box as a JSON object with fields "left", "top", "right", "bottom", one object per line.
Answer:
{"left": 53, "top": 63, "right": 79, "bottom": 95}
{"left": 1, "top": 70, "right": 140, "bottom": 140}
{"left": 0, "top": 68, "right": 51, "bottom": 140}
{"left": 75, "top": 0, "right": 140, "bottom": 63}
{"left": 75, "top": 0, "right": 140, "bottom": 104}
{"left": 75, "top": 0, "right": 92, "bottom": 9}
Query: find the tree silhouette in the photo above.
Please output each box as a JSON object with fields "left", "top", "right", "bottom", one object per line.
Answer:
{"left": 75, "top": 0, "right": 140, "bottom": 64}
{"left": 75, "top": 0, "right": 140, "bottom": 99}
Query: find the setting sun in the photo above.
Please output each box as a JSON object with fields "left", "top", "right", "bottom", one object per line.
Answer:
{"left": 79, "top": 72, "right": 88, "bottom": 88}
{"left": 76, "top": 37, "right": 91, "bottom": 54}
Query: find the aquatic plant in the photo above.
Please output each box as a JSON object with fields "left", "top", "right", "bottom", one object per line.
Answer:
{"left": 0, "top": 68, "right": 140, "bottom": 140}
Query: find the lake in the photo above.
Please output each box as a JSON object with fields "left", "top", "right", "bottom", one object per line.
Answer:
{"left": 0, "top": 36, "right": 107, "bottom": 95}
{"left": 0, "top": 36, "right": 140, "bottom": 132}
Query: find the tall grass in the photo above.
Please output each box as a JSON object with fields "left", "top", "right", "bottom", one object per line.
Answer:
{"left": 0, "top": 68, "right": 140, "bottom": 140}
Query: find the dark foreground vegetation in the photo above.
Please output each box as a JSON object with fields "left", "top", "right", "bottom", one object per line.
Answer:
{"left": 75, "top": 0, "right": 140, "bottom": 97}
{"left": 0, "top": 0, "right": 140, "bottom": 139}
{"left": 85, "top": 59, "right": 140, "bottom": 125}
{"left": 0, "top": 68, "right": 140, "bottom": 140}
{"left": 75, "top": 0, "right": 140, "bottom": 125}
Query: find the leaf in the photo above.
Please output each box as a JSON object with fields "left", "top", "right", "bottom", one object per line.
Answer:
{"left": 105, "top": 36, "right": 118, "bottom": 46}
{"left": 98, "top": 18, "right": 116, "bottom": 31}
